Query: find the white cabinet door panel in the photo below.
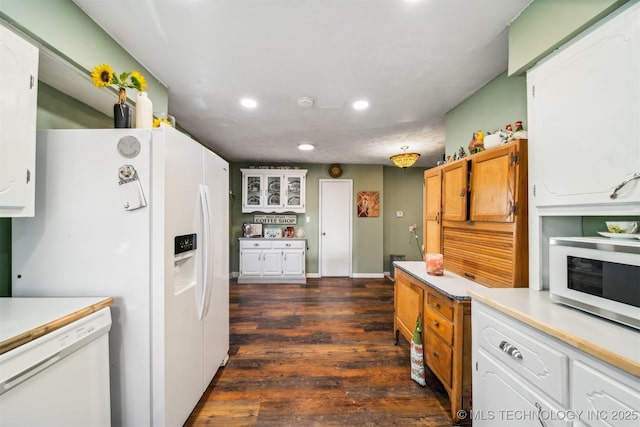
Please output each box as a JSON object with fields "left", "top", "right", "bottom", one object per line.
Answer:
{"left": 527, "top": 2, "right": 640, "bottom": 208}
{"left": 474, "top": 349, "right": 571, "bottom": 427}
{"left": 282, "top": 250, "right": 304, "bottom": 276}
{"left": 0, "top": 25, "right": 38, "bottom": 217}
{"left": 572, "top": 360, "right": 640, "bottom": 427}
{"left": 240, "top": 250, "right": 262, "bottom": 276}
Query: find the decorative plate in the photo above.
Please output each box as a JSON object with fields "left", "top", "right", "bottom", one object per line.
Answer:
{"left": 597, "top": 231, "right": 640, "bottom": 239}
{"left": 328, "top": 163, "right": 343, "bottom": 178}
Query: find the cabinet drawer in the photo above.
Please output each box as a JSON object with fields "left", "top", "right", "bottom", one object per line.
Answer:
{"left": 426, "top": 290, "right": 453, "bottom": 321}
{"left": 424, "top": 306, "right": 453, "bottom": 346}
{"left": 272, "top": 240, "right": 305, "bottom": 249}
{"left": 425, "top": 330, "right": 452, "bottom": 388}
{"left": 240, "top": 240, "right": 272, "bottom": 249}
{"left": 475, "top": 306, "right": 569, "bottom": 406}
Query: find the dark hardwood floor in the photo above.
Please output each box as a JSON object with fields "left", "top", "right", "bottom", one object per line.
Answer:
{"left": 185, "top": 277, "right": 454, "bottom": 426}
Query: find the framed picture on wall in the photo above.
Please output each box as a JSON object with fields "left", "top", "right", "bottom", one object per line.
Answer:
{"left": 357, "top": 191, "right": 379, "bottom": 217}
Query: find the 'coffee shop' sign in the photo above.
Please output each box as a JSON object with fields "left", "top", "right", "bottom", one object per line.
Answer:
{"left": 253, "top": 214, "right": 297, "bottom": 225}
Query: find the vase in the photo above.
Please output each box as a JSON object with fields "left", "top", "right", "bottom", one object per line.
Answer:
{"left": 136, "top": 91, "right": 153, "bottom": 128}
{"left": 114, "top": 88, "right": 131, "bottom": 128}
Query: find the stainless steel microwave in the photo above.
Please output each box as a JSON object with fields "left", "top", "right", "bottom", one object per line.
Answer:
{"left": 549, "top": 236, "right": 640, "bottom": 330}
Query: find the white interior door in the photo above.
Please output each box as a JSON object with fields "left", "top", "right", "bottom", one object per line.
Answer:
{"left": 319, "top": 179, "right": 352, "bottom": 277}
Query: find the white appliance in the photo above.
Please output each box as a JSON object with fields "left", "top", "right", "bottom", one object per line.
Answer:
{"left": 0, "top": 298, "right": 112, "bottom": 427}
{"left": 11, "top": 127, "right": 230, "bottom": 427}
{"left": 549, "top": 236, "right": 640, "bottom": 330}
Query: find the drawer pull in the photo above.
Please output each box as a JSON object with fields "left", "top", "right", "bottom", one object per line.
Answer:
{"left": 463, "top": 272, "right": 475, "bottom": 280}
{"left": 434, "top": 302, "right": 440, "bottom": 309}
{"left": 432, "top": 320, "right": 439, "bottom": 327}
{"left": 499, "top": 340, "right": 523, "bottom": 360}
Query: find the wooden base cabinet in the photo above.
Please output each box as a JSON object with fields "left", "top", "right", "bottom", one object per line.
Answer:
{"left": 394, "top": 268, "right": 472, "bottom": 424}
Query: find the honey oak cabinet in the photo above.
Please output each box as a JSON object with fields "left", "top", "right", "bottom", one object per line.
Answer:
{"left": 241, "top": 168, "right": 306, "bottom": 213}
{"left": 423, "top": 140, "right": 528, "bottom": 288}
{"left": 393, "top": 268, "right": 472, "bottom": 424}
{"left": 423, "top": 167, "right": 442, "bottom": 254}
{"left": 441, "top": 160, "right": 468, "bottom": 221}
{"left": 0, "top": 25, "right": 39, "bottom": 217}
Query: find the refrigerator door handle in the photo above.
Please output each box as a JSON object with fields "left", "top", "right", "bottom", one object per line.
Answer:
{"left": 198, "top": 184, "right": 213, "bottom": 320}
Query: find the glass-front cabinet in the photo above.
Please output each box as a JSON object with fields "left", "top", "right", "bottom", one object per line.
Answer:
{"left": 241, "top": 168, "right": 307, "bottom": 213}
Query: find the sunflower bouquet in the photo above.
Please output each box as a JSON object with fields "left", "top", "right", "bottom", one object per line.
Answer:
{"left": 91, "top": 63, "right": 147, "bottom": 92}
{"left": 91, "top": 63, "right": 148, "bottom": 109}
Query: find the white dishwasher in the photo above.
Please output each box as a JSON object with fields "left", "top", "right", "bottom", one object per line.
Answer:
{"left": 0, "top": 297, "right": 112, "bottom": 427}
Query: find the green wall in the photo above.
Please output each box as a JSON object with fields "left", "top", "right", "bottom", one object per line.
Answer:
{"left": 383, "top": 167, "right": 425, "bottom": 269}
{"left": 444, "top": 72, "right": 527, "bottom": 157}
{"left": 508, "top": 0, "right": 629, "bottom": 75}
{"left": 0, "top": 219, "right": 9, "bottom": 296}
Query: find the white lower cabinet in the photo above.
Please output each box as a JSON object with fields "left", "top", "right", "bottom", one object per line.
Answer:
{"left": 475, "top": 349, "right": 570, "bottom": 426}
{"left": 572, "top": 360, "right": 640, "bottom": 427}
{"left": 473, "top": 301, "right": 640, "bottom": 427}
{"left": 238, "top": 239, "right": 306, "bottom": 283}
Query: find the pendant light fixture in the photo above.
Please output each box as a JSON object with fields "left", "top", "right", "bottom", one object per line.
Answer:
{"left": 390, "top": 145, "right": 420, "bottom": 168}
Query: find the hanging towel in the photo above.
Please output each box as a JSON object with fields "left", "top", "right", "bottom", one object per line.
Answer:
{"left": 410, "top": 314, "right": 426, "bottom": 386}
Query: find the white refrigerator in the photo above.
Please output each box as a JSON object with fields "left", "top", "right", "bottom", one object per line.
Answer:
{"left": 11, "top": 126, "right": 229, "bottom": 427}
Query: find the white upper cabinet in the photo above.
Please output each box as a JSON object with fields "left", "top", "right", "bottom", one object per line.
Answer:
{"left": 241, "top": 168, "right": 306, "bottom": 213}
{"left": 0, "top": 25, "right": 39, "bottom": 217}
{"left": 527, "top": 2, "right": 640, "bottom": 209}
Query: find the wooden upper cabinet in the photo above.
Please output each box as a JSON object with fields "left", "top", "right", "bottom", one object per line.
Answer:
{"left": 424, "top": 168, "right": 442, "bottom": 254}
{"left": 469, "top": 141, "right": 525, "bottom": 222}
{"left": 441, "top": 160, "right": 468, "bottom": 221}
{"left": 423, "top": 139, "right": 529, "bottom": 288}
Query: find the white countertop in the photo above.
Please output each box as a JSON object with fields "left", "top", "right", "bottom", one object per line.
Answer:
{"left": 0, "top": 297, "right": 112, "bottom": 355}
{"left": 394, "top": 261, "right": 490, "bottom": 300}
{"left": 469, "top": 287, "right": 640, "bottom": 376}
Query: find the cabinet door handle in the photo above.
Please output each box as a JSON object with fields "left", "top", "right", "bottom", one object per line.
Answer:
{"left": 435, "top": 212, "right": 440, "bottom": 224}
{"left": 433, "top": 351, "right": 439, "bottom": 358}
{"left": 499, "top": 340, "right": 523, "bottom": 360}
{"left": 459, "top": 188, "right": 466, "bottom": 197}
{"left": 610, "top": 172, "right": 640, "bottom": 199}
{"left": 432, "top": 320, "right": 439, "bottom": 327}
{"left": 535, "top": 402, "right": 548, "bottom": 427}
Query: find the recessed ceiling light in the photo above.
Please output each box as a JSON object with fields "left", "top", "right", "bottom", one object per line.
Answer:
{"left": 352, "top": 100, "right": 369, "bottom": 111}
{"left": 240, "top": 98, "right": 258, "bottom": 109}
{"left": 297, "top": 143, "right": 314, "bottom": 151}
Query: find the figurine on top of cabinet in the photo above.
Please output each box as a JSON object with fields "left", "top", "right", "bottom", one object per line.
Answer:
{"left": 468, "top": 130, "right": 485, "bottom": 154}
{"left": 457, "top": 146, "right": 467, "bottom": 159}
{"left": 512, "top": 120, "right": 528, "bottom": 139}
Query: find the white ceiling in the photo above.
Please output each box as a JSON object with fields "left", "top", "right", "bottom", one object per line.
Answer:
{"left": 72, "top": 0, "right": 532, "bottom": 168}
